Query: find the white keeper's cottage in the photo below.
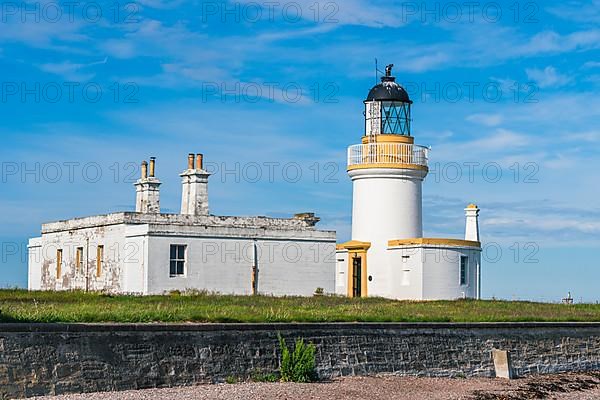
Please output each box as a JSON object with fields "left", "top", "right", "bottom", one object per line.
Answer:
{"left": 28, "top": 64, "right": 482, "bottom": 300}
{"left": 28, "top": 154, "right": 336, "bottom": 295}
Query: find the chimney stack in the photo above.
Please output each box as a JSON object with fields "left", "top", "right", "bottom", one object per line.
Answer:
{"left": 180, "top": 153, "right": 210, "bottom": 216}
{"left": 135, "top": 157, "right": 161, "bottom": 214}
{"left": 464, "top": 203, "right": 480, "bottom": 242}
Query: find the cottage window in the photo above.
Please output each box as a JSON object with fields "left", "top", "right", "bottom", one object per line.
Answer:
{"left": 56, "top": 249, "right": 63, "bottom": 278}
{"left": 170, "top": 245, "right": 186, "bottom": 277}
{"left": 76, "top": 247, "right": 84, "bottom": 270}
{"left": 96, "top": 245, "right": 104, "bottom": 277}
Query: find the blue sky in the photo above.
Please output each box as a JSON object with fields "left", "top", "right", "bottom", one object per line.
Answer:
{"left": 1, "top": 0, "right": 599, "bottom": 301}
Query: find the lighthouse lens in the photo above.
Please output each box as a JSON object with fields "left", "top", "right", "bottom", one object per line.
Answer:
{"left": 381, "top": 101, "right": 410, "bottom": 135}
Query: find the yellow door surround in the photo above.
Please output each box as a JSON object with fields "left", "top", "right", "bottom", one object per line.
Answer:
{"left": 338, "top": 241, "right": 371, "bottom": 298}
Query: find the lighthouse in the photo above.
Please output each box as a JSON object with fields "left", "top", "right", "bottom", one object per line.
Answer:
{"left": 335, "top": 65, "right": 482, "bottom": 300}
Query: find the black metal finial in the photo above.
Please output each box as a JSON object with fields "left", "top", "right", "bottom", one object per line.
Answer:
{"left": 385, "top": 64, "right": 394, "bottom": 77}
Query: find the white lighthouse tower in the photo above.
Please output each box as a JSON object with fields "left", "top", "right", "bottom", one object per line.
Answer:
{"left": 336, "top": 65, "right": 482, "bottom": 300}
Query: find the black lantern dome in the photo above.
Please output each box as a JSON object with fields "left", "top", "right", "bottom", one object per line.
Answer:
{"left": 366, "top": 67, "right": 412, "bottom": 104}
{"left": 364, "top": 64, "right": 412, "bottom": 136}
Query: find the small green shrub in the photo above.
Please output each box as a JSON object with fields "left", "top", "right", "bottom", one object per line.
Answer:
{"left": 250, "top": 369, "right": 279, "bottom": 382}
{"left": 225, "top": 375, "right": 238, "bottom": 384}
{"left": 277, "top": 333, "right": 317, "bottom": 382}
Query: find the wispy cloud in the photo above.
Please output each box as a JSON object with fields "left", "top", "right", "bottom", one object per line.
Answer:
{"left": 38, "top": 58, "right": 108, "bottom": 80}
{"left": 526, "top": 66, "right": 572, "bottom": 88}
{"left": 547, "top": 0, "right": 600, "bottom": 24}
{"left": 466, "top": 113, "right": 504, "bottom": 127}
{"left": 233, "top": 0, "right": 408, "bottom": 27}
{"left": 583, "top": 61, "right": 600, "bottom": 69}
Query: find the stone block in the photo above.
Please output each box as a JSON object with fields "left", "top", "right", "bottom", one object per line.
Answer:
{"left": 492, "top": 349, "right": 514, "bottom": 379}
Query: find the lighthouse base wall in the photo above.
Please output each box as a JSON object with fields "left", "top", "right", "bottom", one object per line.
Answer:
{"left": 336, "top": 243, "right": 481, "bottom": 300}
{"left": 387, "top": 244, "right": 481, "bottom": 300}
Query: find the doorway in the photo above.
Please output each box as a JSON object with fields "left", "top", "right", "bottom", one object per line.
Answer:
{"left": 352, "top": 257, "right": 362, "bottom": 297}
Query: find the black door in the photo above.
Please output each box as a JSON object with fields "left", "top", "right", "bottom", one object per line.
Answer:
{"left": 352, "top": 257, "right": 362, "bottom": 298}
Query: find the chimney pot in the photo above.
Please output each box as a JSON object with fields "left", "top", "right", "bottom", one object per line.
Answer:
{"left": 149, "top": 157, "right": 156, "bottom": 177}
{"left": 141, "top": 161, "right": 148, "bottom": 179}
{"left": 196, "top": 154, "right": 204, "bottom": 170}
{"left": 188, "top": 153, "right": 195, "bottom": 170}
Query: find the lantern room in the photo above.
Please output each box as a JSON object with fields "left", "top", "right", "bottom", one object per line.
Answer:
{"left": 364, "top": 64, "right": 412, "bottom": 136}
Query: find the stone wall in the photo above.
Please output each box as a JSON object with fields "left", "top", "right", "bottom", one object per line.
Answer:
{"left": 2, "top": 322, "right": 600, "bottom": 399}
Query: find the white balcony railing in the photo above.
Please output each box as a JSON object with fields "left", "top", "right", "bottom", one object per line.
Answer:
{"left": 347, "top": 143, "right": 429, "bottom": 168}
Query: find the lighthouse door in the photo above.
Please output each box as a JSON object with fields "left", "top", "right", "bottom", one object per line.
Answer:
{"left": 352, "top": 257, "right": 362, "bottom": 297}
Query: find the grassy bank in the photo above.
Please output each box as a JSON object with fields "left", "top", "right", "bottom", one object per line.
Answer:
{"left": 0, "top": 290, "right": 599, "bottom": 323}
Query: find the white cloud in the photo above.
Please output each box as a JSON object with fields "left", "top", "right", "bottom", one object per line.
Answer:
{"left": 525, "top": 66, "right": 572, "bottom": 88}
{"left": 547, "top": 1, "right": 600, "bottom": 24}
{"left": 466, "top": 113, "right": 503, "bottom": 127}
{"left": 541, "top": 153, "right": 577, "bottom": 170}
{"left": 519, "top": 30, "right": 600, "bottom": 55}
{"left": 38, "top": 58, "right": 107, "bottom": 81}
{"left": 400, "top": 52, "right": 451, "bottom": 73}
{"left": 583, "top": 61, "right": 600, "bottom": 69}
{"left": 136, "top": 0, "right": 186, "bottom": 9}
{"left": 567, "top": 131, "right": 600, "bottom": 142}
{"left": 465, "top": 129, "right": 531, "bottom": 151}
{"left": 233, "top": 0, "right": 407, "bottom": 27}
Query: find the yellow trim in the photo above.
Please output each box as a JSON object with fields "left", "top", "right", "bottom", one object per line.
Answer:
{"left": 96, "top": 245, "right": 104, "bottom": 277}
{"left": 347, "top": 250, "right": 368, "bottom": 298}
{"left": 362, "top": 134, "right": 414, "bottom": 144}
{"left": 56, "top": 249, "right": 62, "bottom": 279}
{"left": 76, "top": 247, "right": 83, "bottom": 270}
{"left": 339, "top": 240, "right": 371, "bottom": 251}
{"left": 348, "top": 163, "right": 428, "bottom": 172}
{"left": 338, "top": 241, "right": 371, "bottom": 298}
{"left": 388, "top": 238, "right": 481, "bottom": 248}
{"left": 467, "top": 203, "right": 478, "bottom": 209}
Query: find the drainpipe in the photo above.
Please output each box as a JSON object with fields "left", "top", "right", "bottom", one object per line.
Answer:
{"left": 477, "top": 261, "right": 481, "bottom": 300}
{"left": 251, "top": 239, "right": 258, "bottom": 295}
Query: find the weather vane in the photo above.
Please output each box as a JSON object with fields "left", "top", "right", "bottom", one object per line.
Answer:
{"left": 385, "top": 64, "right": 394, "bottom": 77}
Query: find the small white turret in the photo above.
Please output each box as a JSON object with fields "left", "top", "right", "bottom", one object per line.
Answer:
{"left": 465, "top": 203, "right": 480, "bottom": 242}
{"left": 134, "top": 157, "right": 161, "bottom": 214}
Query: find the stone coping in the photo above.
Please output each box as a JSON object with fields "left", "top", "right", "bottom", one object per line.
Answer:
{"left": 41, "top": 212, "right": 334, "bottom": 234}
{"left": 2, "top": 322, "right": 600, "bottom": 333}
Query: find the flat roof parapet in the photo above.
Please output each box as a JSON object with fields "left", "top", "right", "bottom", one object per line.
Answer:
{"left": 41, "top": 212, "right": 329, "bottom": 234}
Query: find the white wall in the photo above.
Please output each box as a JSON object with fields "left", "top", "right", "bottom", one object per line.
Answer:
{"left": 388, "top": 245, "right": 481, "bottom": 300}
{"left": 421, "top": 247, "right": 480, "bottom": 300}
{"left": 335, "top": 249, "right": 348, "bottom": 295}
{"left": 146, "top": 235, "right": 335, "bottom": 296}
{"left": 350, "top": 169, "right": 425, "bottom": 243}
{"left": 122, "top": 225, "right": 149, "bottom": 294}
{"left": 33, "top": 224, "right": 129, "bottom": 292}
{"left": 27, "top": 238, "right": 42, "bottom": 290}
{"left": 388, "top": 246, "right": 424, "bottom": 300}
{"left": 257, "top": 240, "right": 335, "bottom": 296}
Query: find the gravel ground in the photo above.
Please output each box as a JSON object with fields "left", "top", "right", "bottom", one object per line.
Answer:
{"left": 30, "top": 373, "right": 600, "bottom": 400}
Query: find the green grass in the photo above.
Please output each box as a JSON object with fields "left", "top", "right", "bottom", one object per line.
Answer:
{"left": 0, "top": 289, "right": 599, "bottom": 323}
